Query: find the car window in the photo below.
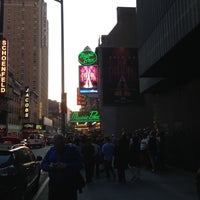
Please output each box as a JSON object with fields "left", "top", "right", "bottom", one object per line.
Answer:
{"left": 14, "top": 148, "right": 32, "bottom": 163}
{"left": 28, "top": 150, "right": 36, "bottom": 161}
{"left": 0, "top": 152, "right": 12, "bottom": 165}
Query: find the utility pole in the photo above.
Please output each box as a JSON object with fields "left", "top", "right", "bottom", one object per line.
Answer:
{"left": 54, "top": 0, "right": 66, "bottom": 135}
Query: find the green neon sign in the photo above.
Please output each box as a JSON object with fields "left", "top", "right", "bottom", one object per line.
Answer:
{"left": 70, "top": 110, "right": 100, "bottom": 122}
{"left": 78, "top": 50, "right": 97, "bottom": 65}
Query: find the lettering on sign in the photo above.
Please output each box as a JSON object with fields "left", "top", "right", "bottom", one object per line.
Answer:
{"left": 70, "top": 110, "right": 100, "bottom": 122}
{"left": 24, "top": 87, "right": 30, "bottom": 118}
{"left": 0, "top": 39, "right": 8, "bottom": 95}
{"left": 78, "top": 50, "right": 97, "bottom": 66}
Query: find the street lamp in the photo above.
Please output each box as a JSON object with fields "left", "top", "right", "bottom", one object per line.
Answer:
{"left": 54, "top": 0, "right": 66, "bottom": 135}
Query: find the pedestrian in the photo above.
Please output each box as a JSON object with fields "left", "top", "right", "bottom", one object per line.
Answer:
{"left": 102, "top": 136, "right": 116, "bottom": 180}
{"left": 92, "top": 138, "right": 102, "bottom": 178}
{"left": 115, "top": 132, "right": 129, "bottom": 183}
{"left": 140, "top": 132, "right": 149, "bottom": 168}
{"left": 41, "top": 134, "right": 83, "bottom": 200}
{"left": 81, "top": 137, "right": 95, "bottom": 183}
{"left": 147, "top": 130, "right": 157, "bottom": 172}
{"left": 128, "top": 132, "right": 141, "bottom": 182}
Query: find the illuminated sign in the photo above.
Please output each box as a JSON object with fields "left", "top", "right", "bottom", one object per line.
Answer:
{"left": 79, "top": 65, "right": 98, "bottom": 94}
{"left": 39, "top": 102, "right": 42, "bottom": 120}
{"left": 24, "top": 87, "right": 30, "bottom": 118}
{"left": 78, "top": 50, "right": 97, "bottom": 65}
{"left": 0, "top": 39, "right": 8, "bottom": 95}
{"left": 23, "top": 123, "right": 35, "bottom": 129}
{"left": 70, "top": 110, "right": 100, "bottom": 122}
{"left": 36, "top": 125, "right": 43, "bottom": 130}
{"left": 61, "top": 92, "right": 67, "bottom": 114}
{"left": 77, "top": 93, "right": 81, "bottom": 105}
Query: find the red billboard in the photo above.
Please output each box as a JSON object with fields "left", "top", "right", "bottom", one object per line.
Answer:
{"left": 79, "top": 65, "right": 98, "bottom": 94}
{"left": 101, "top": 48, "right": 139, "bottom": 105}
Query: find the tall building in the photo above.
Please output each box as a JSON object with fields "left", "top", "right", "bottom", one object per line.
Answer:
{"left": 96, "top": 7, "right": 153, "bottom": 137}
{"left": 3, "top": 0, "right": 48, "bottom": 126}
{"left": 136, "top": 0, "right": 200, "bottom": 170}
{"left": 0, "top": 0, "right": 3, "bottom": 38}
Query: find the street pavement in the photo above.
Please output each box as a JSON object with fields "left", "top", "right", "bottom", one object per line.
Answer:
{"left": 35, "top": 167, "right": 198, "bottom": 200}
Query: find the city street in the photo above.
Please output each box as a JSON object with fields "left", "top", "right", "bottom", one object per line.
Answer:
{"left": 34, "top": 166, "right": 198, "bottom": 200}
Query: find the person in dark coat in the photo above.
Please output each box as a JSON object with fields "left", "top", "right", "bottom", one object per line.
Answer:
{"left": 128, "top": 132, "right": 141, "bottom": 181}
{"left": 102, "top": 136, "right": 116, "bottom": 180}
{"left": 81, "top": 137, "right": 95, "bottom": 183}
{"left": 41, "top": 134, "right": 83, "bottom": 200}
{"left": 115, "top": 132, "right": 129, "bottom": 183}
{"left": 147, "top": 131, "right": 157, "bottom": 172}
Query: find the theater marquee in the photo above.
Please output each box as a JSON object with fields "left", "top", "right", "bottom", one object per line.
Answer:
{"left": 0, "top": 39, "right": 8, "bottom": 95}
{"left": 70, "top": 110, "right": 100, "bottom": 123}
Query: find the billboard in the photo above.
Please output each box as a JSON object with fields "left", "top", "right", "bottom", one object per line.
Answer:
{"left": 79, "top": 65, "right": 98, "bottom": 94}
{"left": 101, "top": 48, "right": 139, "bottom": 105}
{"left": 0, "top": 39, "right": 8, "bottom": 95}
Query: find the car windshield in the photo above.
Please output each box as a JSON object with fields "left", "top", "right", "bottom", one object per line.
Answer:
{"left": 29, "top": 135, "right": 41, "bottom": 139}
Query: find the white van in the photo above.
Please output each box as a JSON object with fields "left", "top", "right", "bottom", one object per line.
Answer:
{"left": 27, "top": 134, "right": 45, "bottom": 148}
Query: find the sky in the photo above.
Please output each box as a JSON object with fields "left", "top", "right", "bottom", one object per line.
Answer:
{"left": 45, "top": 0, "right": 136, "bottom": 111}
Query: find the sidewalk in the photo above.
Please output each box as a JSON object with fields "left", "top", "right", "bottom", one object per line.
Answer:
{"left": 35, "top": 167, "right": 198, "bottom": 200}
{"left": 78, "top": 167, "right": 198, "bottom": 200}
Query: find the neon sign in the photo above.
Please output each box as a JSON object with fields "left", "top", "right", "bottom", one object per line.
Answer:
{"left": 79, "top": 65, "right": 98, "bottom": 94}
{"left": 78, "top": 50, "right": 97, "bottom": 65}
{"left": 0, "top": 39, "right": 8, "bottom": 95}
{"left": 70, "top": 110, "right": 100, "bottom": 122}
{"left": 24, "top": 87, "right": 30, "bottom": 118}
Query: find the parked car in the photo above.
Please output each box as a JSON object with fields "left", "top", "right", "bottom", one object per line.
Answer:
{"left": 0, "top": 136, "right": 21, "bottom": 144}
{"left": 46, "top": 135, "right": 54, "bottom": 145}
{"left": 0, "top": 143, "right": 42, "bottom": 199}
{"left": 20, "top": 138, "right": 28, "bottom": 147}
{"left": 27, "top": 133, "right": 45, "bottom": 148}
{"left": 0, "top": 136, "right": 28, "bottom": 147}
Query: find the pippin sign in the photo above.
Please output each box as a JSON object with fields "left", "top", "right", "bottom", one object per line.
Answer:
{"left": 0, "top": 39, "right": 8, "bottom": 95}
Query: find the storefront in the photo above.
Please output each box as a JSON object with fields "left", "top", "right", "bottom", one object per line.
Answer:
{"left": 70, "top": 110, "right": 101, "bottom": 134}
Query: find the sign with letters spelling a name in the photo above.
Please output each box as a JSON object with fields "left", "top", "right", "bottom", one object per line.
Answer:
{"left": 0, "top": 39, "right": 8, "bottom": 95}
{"left": 24, "top": 87, "right": 30, "bottom": 118}
{"left": 70, "top": 110, "right": 100, "bottom": 123}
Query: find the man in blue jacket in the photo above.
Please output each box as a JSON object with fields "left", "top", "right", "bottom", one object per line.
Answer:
{"left": 41, "top": 134, "right": 83, "bottom": 200}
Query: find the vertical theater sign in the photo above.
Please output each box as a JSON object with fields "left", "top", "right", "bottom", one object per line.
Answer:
{"left": 24, "top": 87, "right": 30, "bottom": 119}
{"left": 0, "top": 39, "right": 8, "bottom": 95}
{"left": 78, "top": 49, "right": 99, "bottom": 94}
